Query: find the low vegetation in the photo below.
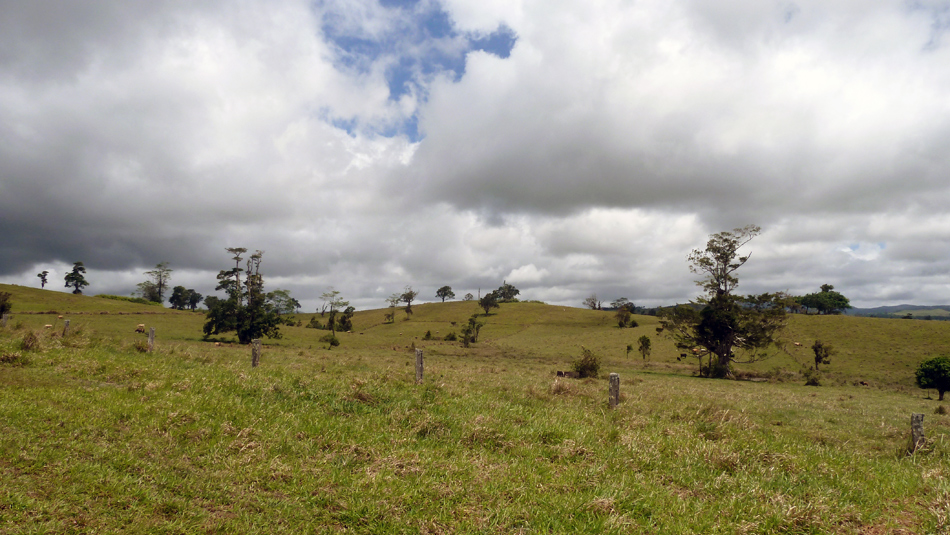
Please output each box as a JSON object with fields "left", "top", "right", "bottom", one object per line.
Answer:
{"left": 1, "top": 284, "right": 950, "bottom": 533}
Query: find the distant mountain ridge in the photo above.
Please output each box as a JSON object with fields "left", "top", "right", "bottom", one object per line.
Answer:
{"left": 847, "top": 304, "right": 950, "bottom": 318}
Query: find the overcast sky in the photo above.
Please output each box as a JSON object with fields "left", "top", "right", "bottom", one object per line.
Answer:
{"left": 3, "top": 0, "right": 950, "bottom": 311}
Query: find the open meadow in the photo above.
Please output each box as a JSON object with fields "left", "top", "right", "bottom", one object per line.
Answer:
{"left": 1, "top": 284, "right": 949, "bottom": 533}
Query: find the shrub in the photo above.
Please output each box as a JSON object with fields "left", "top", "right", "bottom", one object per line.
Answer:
{"left": 320, "top": 333, "right": 340, "bottom": 348}
{"left": 443, "top": 332, "right": 457, "bottom": 341}
{"left": 423, "top": 330, "right": 433, "bottom": 340}
{"left": 571, "top": 347, "right": 600, "bottom": 378}
{"left": 305, "top": 317, "right": 323, "bottom": 329}
{"left": 803, "top": 368, "right": 821, "bottom": 387}
{"left": 132, "top": 340, "right": 149, "bottom": 353}
{"left": 916, "top": 356, "right": 950, "bottom": 401}
{"left": 19, "top": 332, "right": 40, "bottom": 352}
{"left": 0, "top": 352, "right": 30, "bottom": 367}
{"left": 0, "top": 291, "right": 12, "bottom": 316}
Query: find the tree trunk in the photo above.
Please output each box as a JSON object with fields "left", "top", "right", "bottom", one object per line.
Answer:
{"left": 940, "top": 390, "right": 945, "bottom": 401}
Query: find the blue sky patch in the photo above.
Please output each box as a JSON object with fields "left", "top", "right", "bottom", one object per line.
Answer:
{"left": 318, "top": 0, "right": 517, "bottom": 141}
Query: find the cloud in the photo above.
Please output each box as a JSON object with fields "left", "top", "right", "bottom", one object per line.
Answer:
{"left": 3, "top": 0, "right": 950, "bottom": 312}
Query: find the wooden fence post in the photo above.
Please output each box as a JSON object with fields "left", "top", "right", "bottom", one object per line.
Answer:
{"left": 609, "top": 373, "right": 620, "bottom": 408}
{"left": 415, "top": 349, "right": 424, "bottom": 384}
{"left": 1, "top": 314, "right": 8, "bottom": 328}
{"left": 148, "top": 327, "right": 155, "bottom": 353}
{"left": 908, "top": 413, "right": 925, "bottom": 455}
{"left": 252, "top": 339, "right": 262, "bottom": 367}
{"left": 62, "top": 319, "right": 69, "bottom": 337}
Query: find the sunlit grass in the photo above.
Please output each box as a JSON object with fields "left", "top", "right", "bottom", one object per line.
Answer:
{"left": 3, "top": 285, "right": 950, "bottom": 532}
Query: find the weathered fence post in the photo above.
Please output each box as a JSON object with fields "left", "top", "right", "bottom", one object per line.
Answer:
{"left": 415, "top": 348, "right": 424, "bottom": 384}
{"left": 148, "top": 327, "right": 155, "bottom": 353}
{"left": 908, "top": 413, "right": 925, "bottom": 455}
{"left": 62, "top": 319, "right": 70, "bottom": 337}
{"left": 251, "top": 339, "right": 262, "bottom": 367}
{"left": 609, "top": 373, "right": 620, "bottom": 408}
{"left": 1, "top": 313, "right": 8, "bottom": 328}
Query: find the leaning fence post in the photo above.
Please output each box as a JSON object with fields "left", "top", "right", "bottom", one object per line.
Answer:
{"left": 251, "top": 339, "right": 262, "bottom": 367}
{"left": 148, "top": 327, "right": 155, "bottom": 353}
{"left": 415, "top": 348, "right": 424, "bottom": 384}
{"left": 908, "top": 413, "right": 925, "bottom": 455}
{"left": 62, "top": 319, "right": 70, "bottom": 337}
{"left": 609, "top": 373, "right": 620, "bottom": 408}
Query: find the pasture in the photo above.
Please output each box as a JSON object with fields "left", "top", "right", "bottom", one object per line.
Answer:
{"left": 1, "top": 284, "right": 949, "bottom": 533}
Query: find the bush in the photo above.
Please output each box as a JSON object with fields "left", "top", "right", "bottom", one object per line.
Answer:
{"left": 0, "top": 291, "right": 12, "bottom": 316}
{"left": 443, "top": 332, "right": 457, "bottom": 341}
{"left": 19, "top": 332, "right": 40, "bottom": 352}
{"left": 571, "top": 347, "right": 600, "bottom": 378}
{"left": 423, "top": 330, "right": 432, "bottom": 340}
{"left": 0, "top": 352, "right": 30, "bottom": 367}
{"left": 803, "top": 368, "right": 821, "bottom": 386}
{"left": 320, "top": 333, "right": 340, "bottom": 348}
{"left": 305, "top": 317, "right": 324, "bottom": 329}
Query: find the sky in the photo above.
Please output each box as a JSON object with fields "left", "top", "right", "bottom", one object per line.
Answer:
{"left": 3, "top": 0, "right": 950, "bottom": 312}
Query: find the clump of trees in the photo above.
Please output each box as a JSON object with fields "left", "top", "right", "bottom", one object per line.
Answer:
{"left": 169, "top": 286, "right": 203, "bottom": 311}
{"left": 64, "top": 262, "right": 89, "bottom": 294}
{"left": 203, "top": 248, "right": 282, "bottom": 344}
{"left": 798, "top": 285, "right": 852, "bottom": 315}
{"left": 135, "top": 262, "right": 173, "bottom": 304}
{"left": 613, "top": 298, "right": 638, "bottom": 328}
{"left": 916, "top": 356, "right": 950, "bottom": 401}
{"left": 658, "top": 225, "right": 787, "bottom": 379}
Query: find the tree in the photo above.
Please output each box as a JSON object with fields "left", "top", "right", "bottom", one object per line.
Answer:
{"left": 811, "top": 339, "right": 835, "bottom": 371}
{"left": 319, "top": 288, "right": 340, "bottom": 316}
{"left": 37, "top": 271, "right": 48, "bottom": 288}
{"left": 266, "top": 289, "right": 301, "bottom": 315}
{"left": 64, "top": 262, "right": 89, "bottom": 294}
{"left": 463, "top": 293, "right": 474, "bottom": 301}
{"left": 799, "top": 286, "right": 852, "bottom": 315}
{"left": 495, "top": 281, "right": 520, "bottom": 302}
{"left": 337, "top": 306, "right": 355, "bottom": 332}
{"left": 616, "top": 307, "right": 632, "bottom": 328}
{"left": 384, "top": 293, "right": 400, "bottom": 323}
{"left": 610, "top": 298, "right": 634, "bottom": 310}
{"left": 460, "top": 314, "right": 484, "bottom": 347}
{"left": 658, "top": 226, "right": 787, "bottom": 378}
{"left": 436, "top": 286, "right": 455, "bottom": 302}
{"left": 188, "top": 290, "right": 203, "bottom": 311}
{"left": 637, "top": 335, "right": 652, "bottom": 361}
{"left": 142, "top": 262, "right": 173, "bottom": 303}
{"left": 203, "top": 249, "right": 282, "bottom": 344}
{"left": 401, "top": 286, "right": 419, "bottom": 316}
{"left": 583, "top": 294, "right": 601, "bottom": 310}
{"left": 478, "top": 291, "right": 500, "bottom": 315}
{"left": 916, "top": 356, "right": 950, "bottom": 401}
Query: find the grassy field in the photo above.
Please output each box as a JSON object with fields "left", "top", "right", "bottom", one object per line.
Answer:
{"left": 2, "top": 284, "right": 949, "bottom": 533}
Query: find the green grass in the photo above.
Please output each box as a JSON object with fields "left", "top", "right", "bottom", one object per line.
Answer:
{"left": 2, "top": 285, "right": 950, "bottom": 533}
